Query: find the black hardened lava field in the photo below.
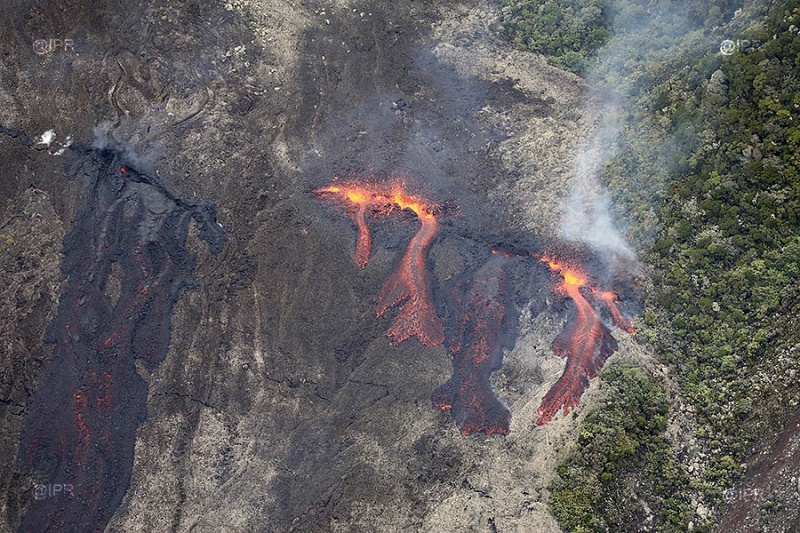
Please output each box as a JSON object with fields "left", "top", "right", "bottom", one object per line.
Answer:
{"left": 12, "top": 145, "right": 224, "bottom": 532}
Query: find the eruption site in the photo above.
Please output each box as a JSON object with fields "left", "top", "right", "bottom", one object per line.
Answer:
{"left": 315, "top": 181, "right": 444, "bottom": 347}
{"left": 432, "top": 254, "right": 512, "bottom": 435}
{"left": 536, "top": 256, "right": 633, "bottom": 425}
{"left": 315, "top": 183, "right": 637, "bottom": 432}
{"left": 315, "top": 185, "right": 374, "bottom": 268}
{"left": 17, "top": 149, "right": 225, "bottom": 532}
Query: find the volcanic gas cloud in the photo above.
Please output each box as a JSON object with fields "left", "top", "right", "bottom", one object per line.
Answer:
{"left": 536, "top": 256, "right": 635, "bottom": 425}
{"left": 432, "top": 254, "right": 512, "bottom": 435}
{"left": 315, "top": 182, "right": 444, "bottom": 347}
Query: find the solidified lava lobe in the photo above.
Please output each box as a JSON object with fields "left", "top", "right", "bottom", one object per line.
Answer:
{"left": 433, "top": 257, "right": 511, "bottom": 435}
{"left": 16, "top": 151, "right": 225, "bottom": 533}
{"left": 536, "top": 258, "right": 618, "bottom": 426}
{"left": 315, "top": 182, "right": 444, "bottom": 347}
{"left": 596, "top": 290, "right": 636, "bottom": 334}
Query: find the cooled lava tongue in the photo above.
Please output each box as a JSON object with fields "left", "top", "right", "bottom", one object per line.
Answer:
{"left": 536, "top": 256, "right": 633, "bottom": 425}
{"left": 432, "top": 255, "right": 511, "bottom": 435}
{"left": 17, "top": 152, "right": 225, "bottom": 533}
{"left": 315, "top": 181, "right": 444, "bottom": 346}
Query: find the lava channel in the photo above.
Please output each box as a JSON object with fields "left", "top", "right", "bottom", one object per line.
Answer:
{"left": 315, "top": 185, "right": 374, "bottom": 268}
{"left": 595, "top": 290, "right": 636, "bottom": 334}
{"left": 432, "top": 255, "right": 511, "bottom": 435}
{"left": 376, "top": 191, "right": 444, "bottom": 347}
{"left": 316, "top": 182, "right": 445, "bottom": 347}
{"left": 536, "top": 257, "right": 619, "bottom": 425}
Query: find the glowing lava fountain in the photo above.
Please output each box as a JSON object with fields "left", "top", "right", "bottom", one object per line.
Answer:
{"left": 536, "top": 256, "right": 633, "bottom": 425}
{"left": 315, "top": 182, "right": 445, "bottom": 347}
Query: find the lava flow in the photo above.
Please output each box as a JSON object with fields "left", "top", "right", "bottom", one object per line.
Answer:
{"left": 432, "top": 255, "right": 511, "bottom": 435}
{"left": 316, "top": 182, "right": 445, "bottom": 347}
{"left": 536, "top": 256, "right": 633, "bottom": 425}
{"left": 16, "top": 151, "right": 225, "bottom": 532}
{"left": 595, "top": 289, "right": 636, "bottom": 334}
{"left": 315, "top": 185, "right": 374, "bottom": 268}
{"left": 376, "top": 192, "right": 444, "bottom": 347}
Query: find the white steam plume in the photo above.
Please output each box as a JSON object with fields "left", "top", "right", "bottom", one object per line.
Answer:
{"left": 559, "top": 1, "right": 695, "bottom": 261}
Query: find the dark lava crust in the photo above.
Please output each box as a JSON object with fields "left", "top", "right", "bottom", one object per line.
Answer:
{"left": 11, "top": 147, "right": 224, "bottom": 532}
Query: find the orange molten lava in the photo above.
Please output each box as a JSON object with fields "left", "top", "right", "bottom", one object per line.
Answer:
{"left": 316, "top": 181, "right": 444, "bottom": 347}
{"left": 596, "top": 290, "right": 636, "bottom": 334}
{"left": 377, "top": 209, "right": 444, "bottom": 346}
{"left": 536, "top": 256, "right": 632, "bottom": 425}
{"left": 315, "top": 185, "right": 375, "bottom": 268}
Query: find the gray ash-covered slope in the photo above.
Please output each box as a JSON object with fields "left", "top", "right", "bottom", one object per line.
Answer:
{"left": 11, "top": 145, "right": 224, "bottom": 533}
{"left": 1, "top": 0, "right": 588, "bottom": 531}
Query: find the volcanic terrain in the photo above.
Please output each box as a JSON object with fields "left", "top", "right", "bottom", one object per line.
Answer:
{"left": 0, "top": 1, "right": 641, "bottom": 531}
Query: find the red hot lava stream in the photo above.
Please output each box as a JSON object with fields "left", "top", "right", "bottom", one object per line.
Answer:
{"left": 596, "top": 289, "right": 636, "bottom": 334}
{"left": 536, "top": 256, "right": 634, "bottom": 425}
{"left": 315, "top": 185, "right": 373, "bottom": 268}
{"left": 315, "top": 182, "right": 444, "bottom": 347}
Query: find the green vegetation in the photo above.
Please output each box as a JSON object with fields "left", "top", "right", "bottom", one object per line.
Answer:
{"left": 494, "top": 0, "right": 744, "bottom": 74}
{"left": 644, "top": 0, "right": 800, "bottom": 504}
{"left": 505, "top": 0, "right": 800, "bottom": 530}
{"left": 495, "top": 0, "right": 612, "bottom": 73}
{"left": 550, "top": 362, "right": 693, "bottom": 532}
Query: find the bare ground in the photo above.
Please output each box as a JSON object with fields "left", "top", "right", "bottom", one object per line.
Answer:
{"left": 0, "top": 1, "right": 652, "bottom": 531}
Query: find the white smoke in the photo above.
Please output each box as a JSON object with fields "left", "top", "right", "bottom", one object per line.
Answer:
{"left": 561, "top": 87, "right": 634, "bottom": 259}
{"left": 559, "top": 1, "right": 696, "bottom": 262}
